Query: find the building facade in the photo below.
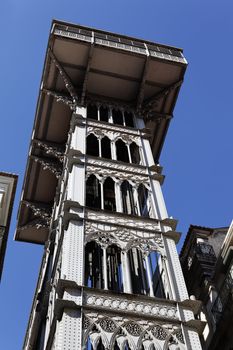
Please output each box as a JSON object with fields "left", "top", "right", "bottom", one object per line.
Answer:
{"left": 0, "top": 172, "right": 17, "bottom": 280}
{"left": 16, "top": 20, "right": 203, "bottom": 349}
{"left": 180, "top": 223, "right": 233, "bottom": 349}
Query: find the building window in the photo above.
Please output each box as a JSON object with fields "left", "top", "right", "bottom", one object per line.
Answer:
{"left": 101, "top": 136, "right": 111, "bottom": 159}
{"left": 149, "top": 251, "right": 166, "bottom": 298}
{"left": 85, "top": 241, "right": 103, "bottom": 289}
{"left": 129, "top": 142, "right": 140, "bottom": 164}
{"left": 87, "top": 104, "right": 98, "bottom": 120}
{"left": 86, "top": 134, "right": 99, "bottom": 157}
{"left": 120, "top": 181, "right": 136, "bottom": 215}
{"left": 86, "top": 175, "right": 101, "bottom": 209}
{"left": 106, "top": 244, "right": 123, "bottom": 293}
{"left": 116, "top": 139, "right": 129, "bottom": 163}
{"left": 124, "top": 111, "right": 134, "bottom": 127}
{"left": 128, "top": 248, "right": 148, "bottom": 295}
{"left": 86, "top": 104, "right": 135, "bottom": 129}
{"left": 99, "top": 106, "right": 109, "bottom": 122}
{"left": 112, "top": 109, "right": 124, "bottom": 125}
{"left": 103, "top": 177, "right": 116, "bottom": 211}
{"left": 138, "top": 184, "right": 150, "bottom": 217}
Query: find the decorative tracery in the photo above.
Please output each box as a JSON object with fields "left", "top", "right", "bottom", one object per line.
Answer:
{"left": 83, "top": 315, "right": 185, "bottom": 350}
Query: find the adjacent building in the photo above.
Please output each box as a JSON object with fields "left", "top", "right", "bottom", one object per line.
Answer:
{"left": 180, "top": 223, "right": 233, "bottom": 349}
{"left": 0, "top": 172, "right": 17, "bottom": 280}
{"left": 15, "top": 20, "right": 203, "bottom": 349}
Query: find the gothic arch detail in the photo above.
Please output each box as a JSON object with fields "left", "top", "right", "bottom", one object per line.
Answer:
{"left": 82, "top": 314, "right": 185, "bottom": 350}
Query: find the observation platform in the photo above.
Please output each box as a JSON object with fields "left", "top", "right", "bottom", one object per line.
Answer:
{"left": 15, "top": 20, "right": 187, "bottom": 244}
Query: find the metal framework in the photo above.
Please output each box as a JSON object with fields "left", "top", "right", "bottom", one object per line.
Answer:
{"left": 15, "top": 21, "right": 203, "bottom": 350}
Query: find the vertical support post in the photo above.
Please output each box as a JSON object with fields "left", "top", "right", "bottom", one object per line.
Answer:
{"left": 121, "top": 251, "right": 132, "bottom": 294}
{"left": 102, "top": 246, "right": 108, "bottom": 290}
{"left": 145, "top": 255, "right": 154, "bottom": 297}
{"left": 115, "top": 181, "right": 122, "bottom": 213}
{"left": 163, "top": 237, "right": 189, "bottom": 301}
{"left": 100, "top": 181, "right": 104, "bottom": 210}
{"left": 125, "top": 251, "right": 132, "bottom": 293}
{"left": 127, "top": 144, "right": 132, "bottom": 163}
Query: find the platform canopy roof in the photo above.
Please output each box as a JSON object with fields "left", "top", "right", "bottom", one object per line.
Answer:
{"left": 15, "top": 20, "right": 187, "bottom": 244}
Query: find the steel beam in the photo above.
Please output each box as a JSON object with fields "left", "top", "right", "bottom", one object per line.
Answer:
{"left": 136, "top": 56, "right": 150, "bottom": 110}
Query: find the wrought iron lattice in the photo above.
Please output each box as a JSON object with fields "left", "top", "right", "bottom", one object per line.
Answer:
{"left": 99, "top": 318, "right": 117, "bottom": 333}
{"left": 125, "top": 323, "right": 142, "bottom": 337}
{"left": 150, "top": 325, "right": 167, "bottom": 340}
{"left": 83, "top": 316, "right": 91, "bottom": 329}
{"left": 174, "top": 330, "right": 184, "bottom": 344}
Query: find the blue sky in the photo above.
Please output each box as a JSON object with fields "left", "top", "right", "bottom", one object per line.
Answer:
{"left": 0, "top": 0, "right": 233, "bottom": 348}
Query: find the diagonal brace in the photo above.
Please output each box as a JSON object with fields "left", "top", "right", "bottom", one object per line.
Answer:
{"left": 42, "top": 88, "right": 75, "bottom": 110}
{"left": 142, "top": 79, "right": 183, "bottom": 111}
{"left": 48, "top": 48, "right": 78, "bottom": 104}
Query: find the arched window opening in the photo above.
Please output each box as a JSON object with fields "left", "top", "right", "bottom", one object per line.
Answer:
{"left": 121, "top": 181, "right": 136, "bottom": 215}
{"left": 86, "top": 175, "right": 101, "bottom": 209}
{"left": 99, "top": 106, "right": 109, "bottom": 122}
{"left": 87, "top": 134, "right": 99, "bottom": 157}
{"left": 116, "top": 139, "right": 129, "bottom": 163}
{"left": 128, "top": 248, "right": 149, "bottom": 295}
{"left": 123, "top": 340, "right": 132, "bottom": 350}
{"left": 86, "top": 336, "right": 93, "bottom": 350}
{"left": 114, "top": 341, "right": 120, "bottom": 350}
{"left": 96, "top": 338, "right": 105, "bottom": 350}
{"left": 107, "top": 245, "right": 123, "bottom": 292}
{"left": 87, "top": 105, "right": 98, "bottom": 120}
{"left": 84, "top": 241, "right": 103, "bottom": 289}
{"left": 124, "top": 111, "right": 134, "bottom": 127}
{"left": 101, "top": 137, "right": 112, "bottom": 159}
{"left": 103, "top": 177, "right": 116, "bottom": 211}
{"left": 149, "top": 251, "right": 166, "bottom": 299}
{"left": 130, "top": 142, "right": 140, "bottom": 164}
{"left": 138, "top": 184, "right": 150, "bottom": 218}
{"left": 142, "top": 342, "right": 156, "bottom": 350}
{"left": 112, "top": 109, "right": 124, "bottom": 125}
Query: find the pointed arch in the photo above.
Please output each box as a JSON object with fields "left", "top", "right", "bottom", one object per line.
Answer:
{"left": 86, "top": 175, "right": 101, "bottom": 209}
{"left": 96, "top": 338, "right": 105, "bottom": 350}
{"left": 128, "top": 248, "right": 148, "bottom": 295}
{"left": 129, "top": 142, "right": 140, "bottom": 164}
{"left": 138, "top": 184, "right": 150, "bottom": 218}
{"left": 87, "top": 134, "right": 100, "bottom": 157}
{"left": 86, "top": 335, "right": 93, "bottom": 350}
{"left": 101, "top": 136, "right": 112, "bottom": 159}
{"left": 103, "top": 177, "right": 116, "bottom": 211}
{"left": 84, "top": 241, "right": 103, "bottom": 289}
{"left": 116, "top": 139, "right": 129, "bottom": 163}
{"left": 106, "top": 244, "right": 123, "bottom": 292}
{"left": 120, "top": 180, "right": 136, "bottom": 215}
{"left": 149, "top": 251, "right": 166, "bottom": 298}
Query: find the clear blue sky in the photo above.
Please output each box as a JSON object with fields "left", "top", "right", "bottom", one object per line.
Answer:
{"left": 0, "top": 0, "right": 232, "bottom": 348}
